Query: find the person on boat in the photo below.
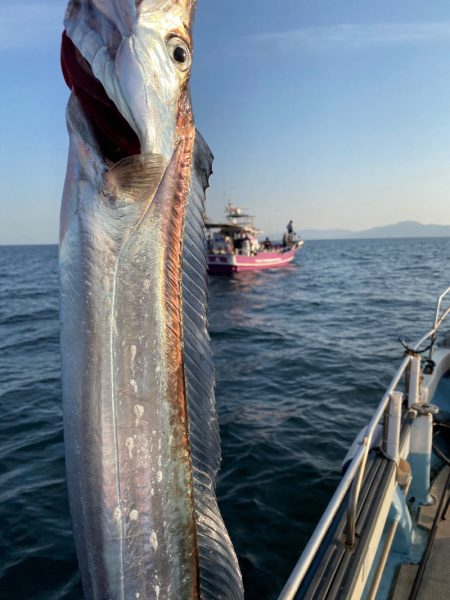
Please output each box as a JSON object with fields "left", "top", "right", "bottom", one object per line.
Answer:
{"left": 241, "top": 234, "right": 251, "bottom": 256}
{"left": 206, "top": 235, "right": 214, "bottom": 253}
{"left": 224, "top": 236, "right": 234, "bottom": 255}
{"left": 287, "top": 220, "right": 295, "bottom": 243}
{"left": 282, "top": 233, "right": 288, "bottom": 247}
{"left": 263, "top": 237, "right": 271, "bottom": 250}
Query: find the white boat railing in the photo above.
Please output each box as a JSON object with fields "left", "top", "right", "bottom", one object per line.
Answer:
{"left": 278, "top": 287, "right": 450, "bottom": 600}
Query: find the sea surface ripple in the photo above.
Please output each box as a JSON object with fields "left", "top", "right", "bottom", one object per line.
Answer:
{"left": 1, "top": 239, "right": 449, "bottom": 599}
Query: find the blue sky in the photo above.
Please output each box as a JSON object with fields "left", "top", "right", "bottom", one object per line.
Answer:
{"left": 2, "top": 1, "right": 450, "bottom": 243}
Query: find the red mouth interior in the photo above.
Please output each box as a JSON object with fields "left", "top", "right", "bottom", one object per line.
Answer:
{"left": 61, "top": 31, "right": 141, "bottom": 163}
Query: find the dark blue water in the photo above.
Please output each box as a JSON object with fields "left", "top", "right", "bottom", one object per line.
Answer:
{"left": 1, "top": 239, "right": 449, "bottom": 599}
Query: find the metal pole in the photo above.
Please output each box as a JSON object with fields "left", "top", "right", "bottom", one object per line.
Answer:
{"left": 366, "top": 517, "right": 400, "bottom": 600}
{"left": 386, "top": 392, "right": 402, "bottom": 464}
{"left": 346, "top": 437, "right": 369, "bottom": 547}
{"left": 408, "top": 355, "right": 421, "bottom": 408}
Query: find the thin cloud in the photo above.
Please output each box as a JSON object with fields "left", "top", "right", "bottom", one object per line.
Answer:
{"left": 0, "top": 3, "right": 63, "bottom": 51}
{"left": 246, "top": 22, "right": 450, "bottom": 52}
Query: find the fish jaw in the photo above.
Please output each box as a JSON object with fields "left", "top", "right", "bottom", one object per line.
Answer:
{"left": 63, "top": 0, "right": 196, "bottom": 162}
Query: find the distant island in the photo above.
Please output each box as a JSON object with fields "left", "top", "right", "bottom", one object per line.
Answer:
{"left": 297, "top": 221, "right": 450, "bottom": 240}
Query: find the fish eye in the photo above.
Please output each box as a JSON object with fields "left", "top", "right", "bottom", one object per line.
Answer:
{"left": 167, "top": 37, "right": 191, "bottom": 72}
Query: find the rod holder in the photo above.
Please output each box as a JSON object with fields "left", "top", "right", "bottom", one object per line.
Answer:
{"left": 408, "top": 355, "right": 421, "bottom": 408}
{"left": 409, "top": 403, "right": 438, "bottom": 505}
{"left": 386, "top": 392, "right": 403, "bottom": 464}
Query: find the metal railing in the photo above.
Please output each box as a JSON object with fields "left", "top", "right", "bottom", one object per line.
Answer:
{"left": 427, "top": 286, "right": 450, "bottom": 361}
{"left": 278, "top": 287, "right": 450, "bottom": 600}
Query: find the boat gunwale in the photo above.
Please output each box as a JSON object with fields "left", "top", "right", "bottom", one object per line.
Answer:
{"left": 278, "top": 287, "right": 450, "bottom": 600}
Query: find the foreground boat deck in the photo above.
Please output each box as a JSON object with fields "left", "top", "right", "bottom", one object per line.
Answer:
{"left": 392, "top": 467, "right": 450, "bottom": 600}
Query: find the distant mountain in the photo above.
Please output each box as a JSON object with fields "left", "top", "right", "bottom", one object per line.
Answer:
{"left": 299, "top": 221, "right": 450, "bottom": 240}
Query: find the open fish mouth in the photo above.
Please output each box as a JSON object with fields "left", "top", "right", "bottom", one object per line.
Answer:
{"left": 61, "top": 30, "right": 141, "bottom": 163}
{"left": 60, "top": 2, "right": 244, "bottom": 599}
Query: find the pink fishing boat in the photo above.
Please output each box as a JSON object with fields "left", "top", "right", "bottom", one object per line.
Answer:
{"left": 205, "top": 204, "right": 303, "bottom": 275}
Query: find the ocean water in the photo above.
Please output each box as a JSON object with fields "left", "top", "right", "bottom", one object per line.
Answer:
{"left": 0, "top": 238, "right": 449, "bottom": 600}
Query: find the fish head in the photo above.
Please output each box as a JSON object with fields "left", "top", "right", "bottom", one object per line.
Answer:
{"left": 116, "top": 0, "right": 196, "bottom": 157}
{"left": 63, "top": 0, "right": 197, "bottom": 163}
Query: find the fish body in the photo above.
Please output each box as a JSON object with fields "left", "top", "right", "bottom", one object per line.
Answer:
{"left": 59, "top": 2, "right": 243, "bottom": 598}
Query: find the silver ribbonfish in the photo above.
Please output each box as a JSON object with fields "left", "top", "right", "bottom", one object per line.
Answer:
{"left": 59, "top": 1, "right": 244, "bottom": 598}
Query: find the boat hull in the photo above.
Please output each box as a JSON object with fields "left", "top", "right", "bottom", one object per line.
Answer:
{"left": 207, "top": 243, "right": 302, "bottom": 275}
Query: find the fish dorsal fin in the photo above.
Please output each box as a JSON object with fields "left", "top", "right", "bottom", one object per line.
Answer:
{"left": 103, "top": 152, "right": 168, "bottom": 203}
{"left": 182, "top": 131, "right": 244, "bottom": 598}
